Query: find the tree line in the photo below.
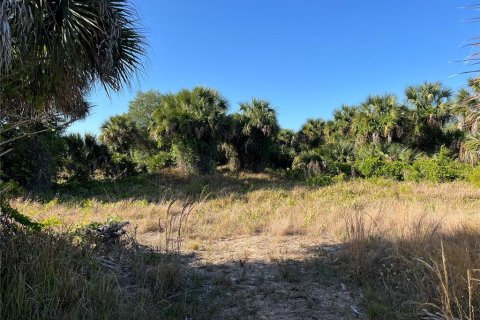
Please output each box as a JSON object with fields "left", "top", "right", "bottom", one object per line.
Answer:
{"left": 2, "top": 80, "right": 480, "bottom": 191}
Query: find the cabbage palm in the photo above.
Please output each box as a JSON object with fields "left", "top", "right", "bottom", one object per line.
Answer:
{"left": 459, "top": 134, "right": 480, "bottom": 166}
{"left": 297, "top": 118, "right": 325, "bottom": 151}
{"left": 453, "top": 79, "right": 480, "bottom": 165}
{"left": 332, "top": 105, "right": 356, "bottom": 135}
{"left": 323, "top": 105, "right": 356, "bottom": 144}
{"left": 151, "top": 87, "right": 228, "bottom": 174}
{"left": 84, "top": 134, "right": 111, "bottom": 174}
{"left": 453, "top": 79, "right": 480, "bottom": 134}
{"left": 1, "top": 0, "right": 145, "bottom": 128}
{"left": 405, "top": 82, "right": 452, "bottom": 149}
{"left": 240, "top": 99, "right": 279, "bottom": 138}
{"left": 352, "top": 95, "right": 405, "bottom": 145}
{"left": 236, "top": 99, "right": 280, "bottom": 171}
{"left": 275, "top": 129, "right": 298, "bottom": 168}
{"left": 100, "top": 115, "right": 138, "bottom": 154}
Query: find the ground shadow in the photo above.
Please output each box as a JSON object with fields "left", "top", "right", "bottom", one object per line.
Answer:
{"left": 177, "top": 242, "right": 363, "bottom": 320}
{"left": 31, "top": 170, "right": 308, "bottom": 204}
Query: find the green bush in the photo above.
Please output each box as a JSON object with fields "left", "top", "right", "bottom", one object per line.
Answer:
{"left": 306, "top": 174, "right": 333, "bottom": 187}
{"left": 0, "top": 180, "right": 25, "bottom": 198}
{"left": 405, "top": 154, "right": 471, "bottom": 183}
{"left": 332, "top": 172, "right": 348, "bottom": 183}
{"left": 355, "top": 156, "right": 384, "bottom": 178}
{"left": 279, "top": 168, "right": 305, "bottom": 181}
{"left": 377, "top": 161, "right": 408, "bottom": 181}
{"left": 332, "top": 162, "right": 353, "bottom": 176}
{"left": 146, "top": 152, "right": 173, "bottom": 173}
{"left": 110, "top": 153, "right": 137, "bottom": 178}
{"left": 469, "top": 166, "right": 480, "bottom": 187}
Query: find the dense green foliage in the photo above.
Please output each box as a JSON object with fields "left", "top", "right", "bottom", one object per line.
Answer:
{"left": 2, "top": 81, "right": 480, "bottom": 191}
{"left": 0, "top": 0, "right": 145, "bottom": 125}
{"left": 226, "top": 99, "right": 280, "bottom": 172}
{"left": 151, "top": 87, "right": 228, "bottom": 174}
{"left": 0, "top": 0, "right": 146, "bottom": 197}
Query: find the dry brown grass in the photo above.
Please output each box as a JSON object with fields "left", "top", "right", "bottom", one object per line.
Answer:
{"left": 0, "top": 227, "right": 209, "bottom": 320}
{"left": 10, "top": 173, "right": 480, "bottom": 319}
{"left": 341, "top": 198, "right": 480, "bottom": 319}
{"left": 13, "top": 176, "right": 480, "bottom": 243}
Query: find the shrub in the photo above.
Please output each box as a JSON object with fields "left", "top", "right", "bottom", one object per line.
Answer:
{"left": 146, "top": 152, "right": 173, "bottom": 173}
{"left": 306, "top": 174, "right": 333, "bottom": 187}
{"left": 332, "top": 172, "right": 348, "bottom": 183}
{"left": 332, "top": 162, "right": 353, "bottom": 176}
{"left": 469, "top": 166, "right": 480, "bottom": 187}
{"left": 377, "top": 161, "right": 408, "bottom": 181}
{"left": 355, "top": 156, "right": 384, "bottom": 178}
{"left": 292, "top": 149, "right": 325, "bottom": 177}
{"left": 405, "top": 156, "right": 471, "bottom": 182}
{"left": 110, "top": 153, "right": 137, "bottom": 178}
{"left": 279, "top": 168, "right": 305, "bottom": 181}
{"left": 0, "top": 180, "right": 25, "bottom": 198}
{"left": 1, "top": 128, "right": 64, "bottom": 192}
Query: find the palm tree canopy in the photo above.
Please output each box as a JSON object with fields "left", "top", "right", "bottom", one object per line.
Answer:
{"left": 1, "top": 0, "right": 145, "bottom": 122}
{"left": 239, "top": 98, "right": 279, "bottom": 137}
{"left": 452, "top": 79, "right": 480, "bottom": 134}
{"left": 405, "top": 82, "right": 452, "bottom": 127}
{"left": 99, "top": 115, "right": 138, "bottom": 153}
{"left": 297, "top": 118, "right": 326, "bottom": 150}
{"left": 352, "top": 94, "right": 405, "bottom": 145}
{"left": 151, "top": 86, "right": 228, "bottom": 143}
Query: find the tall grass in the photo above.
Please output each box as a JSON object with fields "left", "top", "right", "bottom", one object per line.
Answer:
{"left": 0, "top": 226, "right": 207, "bottom": 320}
{"left": 8, "top": 173, "right": 480, "bottom": 319}
{"left": 343, "top": 211, "right": 480, "bottom": 319}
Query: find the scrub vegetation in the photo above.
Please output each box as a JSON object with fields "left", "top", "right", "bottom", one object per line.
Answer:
{"left": 1, "top": 1, "right": 480, "bottom": 319}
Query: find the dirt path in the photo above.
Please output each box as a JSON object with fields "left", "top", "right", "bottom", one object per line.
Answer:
{"left": 184, "top": 235, "right": 364, "bottom": 320}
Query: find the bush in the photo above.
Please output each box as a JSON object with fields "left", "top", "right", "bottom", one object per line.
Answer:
{"left": 0, "top": 180, "right": 25, "bottom": 198}
{"left": 332, "top": 172, "right": 348, "bottom": 183}
{"left": 405, "top": 155, "right": 471, "bottom": 183}
{"left": 278, "top": 168, "right": 305, "bottom": 181}
{"left": 377, "top": 161, "right": 408, "bottom": 181}
{"left": 306, "top": 174, "right": 333, "bottom": 187}
{"left": 355, "top": 156, "right": 384, "bottom": 178}
{"left": 332, "top": 162, "right": 353, "bottom": 176}
{"left": 146, "top": 152, "right": 173, "bottom": 173}
{"left": 469, "top": 166, "right": 480, "bottom": 187}
{"left": 1, "top": 128, "right": 64, "bottom": 192}
{"left": 110, "top": 153, "right": 137, "bottom": 178}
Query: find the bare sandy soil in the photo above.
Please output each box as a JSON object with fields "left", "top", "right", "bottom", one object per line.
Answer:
{"left": 181, "top": 235, "right": 364, "bottom": 320}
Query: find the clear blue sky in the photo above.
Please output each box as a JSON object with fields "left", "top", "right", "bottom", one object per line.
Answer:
{"left": 70, "top": 0, "right": 478, "bottom": 135}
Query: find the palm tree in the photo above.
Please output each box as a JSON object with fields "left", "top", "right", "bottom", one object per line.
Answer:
{"left": 352, "top": 95, "right": 405, "bottom": 146}
{"left": 332, "top": 105, "right": 357, "bottom": 136}
{"left": 275, "top": 129, "right": 298, "bottom": 168}
{"left": 459, "top": 134, "right": 480, "bottom": 166}
{"left": 452, "top": 79, "right": 480, "bottom": 165}
{"left": 297, "top": 118, "right": 325, "bottom": 151}
{"left": 405, "top": 82, "right": 453, "bottom": 150}
{"left": 63, "top": 133, "right": 90, "bottom": 182}
{"left": 84, "top": 133, "right": 111, "bottom": 175}
{"left": 236, "top": 98, "right": 280, "bottom": 171}
{"left": 100, "top": 115, "right": 138, "bottom": 154}
{"left": 151, "top": 87, "right": 228, "bottom": 174}
{"left": 1, "top": 0, "right": 145, "bottom": 134}
{"left": 239, "top": 99, "right": 279, "bottom": 138}
{"left": 453, "top": 79, "right": 480, "bottom": 134}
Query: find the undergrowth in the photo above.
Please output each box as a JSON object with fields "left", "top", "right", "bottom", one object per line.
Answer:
{"left": 342, "top": 213, "right": 480, "bottom": 319}
{"left": 0, "top": 223, "right": 213, "bottom": 320}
